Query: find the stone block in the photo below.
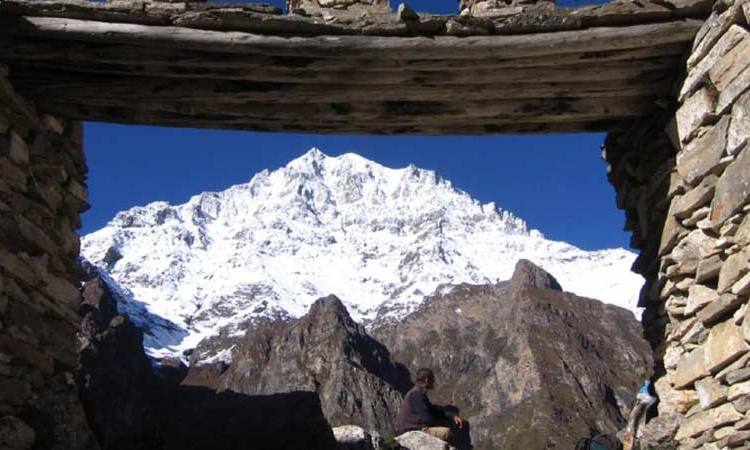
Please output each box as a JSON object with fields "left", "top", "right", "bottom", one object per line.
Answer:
{"left": 712, "top": 146, "right": 750, "bottom": 225}
{"left": 7, "top": 131, "right": 28, "bottom": 167}
{"left": 685, "top": 318, "right": 710, "bottom": 344}
{"left": 673, "top": 175, "right": 717, "bottom": 219}
{"left": 66, "top": 178, "right": 87, "bottom": 202}
{"left": 736, "top": 215, "right": 750, "bottom": 246}
{"left": 737, "top": 417, "right": 750, "bottom": 430}
{"left": 696, "top": 254, "right": 723, "bottom": 283}
{"left": 683, "top": 206, "right": 711, "bottom": 228}
{"left": 698, "top": 294, "right": 743, "bottom": 325}
{"left": 705, "top": 319, "right": 750, "bottom": 373}
{"left": 677, "top": 87, "right": 718, "bottom": 144}
{"left": 733, "top": 303, "right": 746, "bottom": 325}
{"left": 0, "top": 113, "right": 8, "bottom": 134}
{"left": 717, "top": 58, "right": 750, "bottom": 115}
{"left": 676, "top": 277, "right": 695, "bottom": 293}
{"left": 713, "top": 425, "right": 734, "bottom": 440}
{"left": 728, "top": 379, "right": 750, "bottom": 401}
{"left": 0, "top": 377, "right": 31, "bottom": 406}
{"left": 717, "top": 429, "right": 750, "bottom": 448}
{"left": 718, "top": 353, "right": 750, "bottom": 381}
{"left": 676, "top": 116, "right": 729, "bottom": 186}
{"left": 11, "top": 214, "right": 62, "bottom": 258}
{"left": 0, "top": 335, "right": 53, "bottom": 376}
{"left": 729, "top": 91, "right": 750, "bottom": 155}
{"left": 0, "top": 249, "right": 38, "bottom": 287}
{"left": 734, "top": 395, "right": 750, "bottom": 413}
{"left": 687, "top": 0, "right": 746, "bottom": 68}
{"left": 709, "top": 29, "right": 750, "bottom": 91}
{"left": 675, "top": 347, "right": 711, "bottom": 388}
{"left": 718, "top": 249, "right": 749, "bottom": 293}
{"left": 670, "top": 230, "right": 716, "bottom": 276}
{"left": 39, "top": 115, "right": 64, "bottom": 135}
{"left": 0, "top": 416, "right": 35, "bottom": 450}
{"left": 287, "top": 0, "right": 390, "bottom": 16}
{"left": 669, "top": 169, "right": 688, "bottom": 200}
{"left": 660, "top": 204, "right": 687, "bottom": 257}
{"left": 40, "top": 273, "right": 80, "bottom": 307}
{"left": 674, "top": 402, "right": 743, "bottom": 440}
{"left": 731, "top": 272, "right": 750, "bottom": 296}
{"left": 0, "top": 158, "right": 27, "bottom": 193}
{"left": 696, "top": 376, "right": 728, "bottom": 408}
{"left": 666, "top": 345, "right": 686, "bottom": 369}
{"left": 680, "top": 24, "right": 749, "bottom": 100}
{"left": 687, "top": 285, "right": 721, "bottom": 315}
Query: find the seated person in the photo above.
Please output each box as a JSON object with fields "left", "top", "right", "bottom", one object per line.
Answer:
{"left": 397, "top": 368, "right": 463, "bottom": 442}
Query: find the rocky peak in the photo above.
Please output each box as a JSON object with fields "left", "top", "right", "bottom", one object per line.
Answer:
{"left": 184, "top": 298, "right": 411, "bottom": 434}
{"left": 306, "top": 294, "right": 358, "bottom": 329}
{"left": 374, "top": 274, "right": 652, "bottom": 450}
{"left": 509, "top": 259, "right": 563, "bottom": 292}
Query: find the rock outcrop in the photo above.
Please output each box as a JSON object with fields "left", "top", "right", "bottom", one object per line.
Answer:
{"left": 184, "top": 295, "right": 411, "bottom": 435}
{"left": 374, "top": 260, "right": 653, "bottom": 450}
{"left": 75, "top": 273, "right": 340, "bottom": 450}
{"left": 395, "top": 431, "right": 457, "bottom": 450}
{"left": 77, "top": 272, "right": 159, "bottom": 449}
{"left": 332, "top": 425, "right": 379, "bottom": 450}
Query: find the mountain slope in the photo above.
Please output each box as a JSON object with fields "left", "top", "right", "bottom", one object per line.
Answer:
{"left": 182, "top": 295, "right": 412, "bottom": 435}
{"left": 373, "top": 260, "right": 653, "bottom": 450}
{"left": 81, "top": 148, "right": 643, "bottom": 361}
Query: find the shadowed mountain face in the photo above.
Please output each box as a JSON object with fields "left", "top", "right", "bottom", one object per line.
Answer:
{"left": 183, "top": 295, "right": 412, "bottom": 435}
{"left": 374, "top": 260, "right": 653, "bottom": 450}
{"left": 76, "top": 273, "right": 338, "bottom": 450}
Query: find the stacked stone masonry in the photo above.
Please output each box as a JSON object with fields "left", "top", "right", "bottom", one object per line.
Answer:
{"left": 0, "top": 67, "right": 96, "bottom": 449}
{"left": 606, "top": 0, "right": 750, "bottom": 447}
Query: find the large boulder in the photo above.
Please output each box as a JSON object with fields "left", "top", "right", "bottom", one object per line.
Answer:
{"left": 395, "top": 431, "right": 456, "bottom": 450}
{"left": 332, "top": 425, "right": 376, "bottom": 450}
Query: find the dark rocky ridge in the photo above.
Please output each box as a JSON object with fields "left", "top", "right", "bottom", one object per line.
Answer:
{"left": 77, "top": 260, "right": 652, "bottom": 449}
{"left": 76, "top": 272, "right": 338, "bottom": 450}
{"left": 183, "top": 295, "right": 412, "bottom": 435}
{"left": 373, "top": 260, "right": 653, "bottom": 450}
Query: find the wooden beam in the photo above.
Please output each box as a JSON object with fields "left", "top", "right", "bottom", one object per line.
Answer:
{"left": 10, "top": 73, "right": 672, "bottom": 104}
{"left": 32, "top": 100, "right": 634, "bottom": 134}
{"left": 0, "top": 36, "right": 686, "bottom": 72}
{"left": 5, "top": 55, "right": 678, "bottom": 85}
{"left": 0, "top": 16, "right": 703, "bottom": 59}
{"left": 35, "top": 95, "right": 653, "bottom": 128}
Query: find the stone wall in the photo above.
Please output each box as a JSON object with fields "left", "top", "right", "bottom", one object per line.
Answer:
{"left": 0, "top": 66, "right": 97, "bottom": 449}
{"left": 287, "top": 0, "right": 390, "bottom": 17}
{"left": 606, "top": 0, "right": 750, "bottom": 447}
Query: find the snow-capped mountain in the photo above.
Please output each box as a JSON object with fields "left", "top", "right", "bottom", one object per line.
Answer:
{"left": 81, "top": 148, "right": 643, "bottom": 361}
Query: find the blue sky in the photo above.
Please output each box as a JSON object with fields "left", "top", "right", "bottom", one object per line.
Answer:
{"left": 81, "top": 0, "right": 628, "bottom": 251}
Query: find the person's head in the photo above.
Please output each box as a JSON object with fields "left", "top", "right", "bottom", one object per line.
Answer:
{"left": 416, "top": 368, "right": 435, "bottom": 390}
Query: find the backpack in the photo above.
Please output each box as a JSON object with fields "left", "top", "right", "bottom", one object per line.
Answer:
{"left": 574, "top": 433, "right": 622, "bottom": 450}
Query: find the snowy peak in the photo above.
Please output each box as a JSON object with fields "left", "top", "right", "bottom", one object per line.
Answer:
{"left": 81, "top": 148, "right": 643, "bottom": 362}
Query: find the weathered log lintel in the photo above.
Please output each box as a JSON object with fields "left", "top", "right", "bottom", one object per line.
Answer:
{"left": 0, "top": 36, "right": 686, "bottom": 72}
{"left": 0, "top": 4, "right": 701, "bottom": 134}
{"left": 0, "top": 15, "right": 704, "bottom": 59}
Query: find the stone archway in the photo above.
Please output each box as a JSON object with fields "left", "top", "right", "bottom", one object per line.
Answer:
{"left": 0, "top": 0, "right": 749, "bottom": 447}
